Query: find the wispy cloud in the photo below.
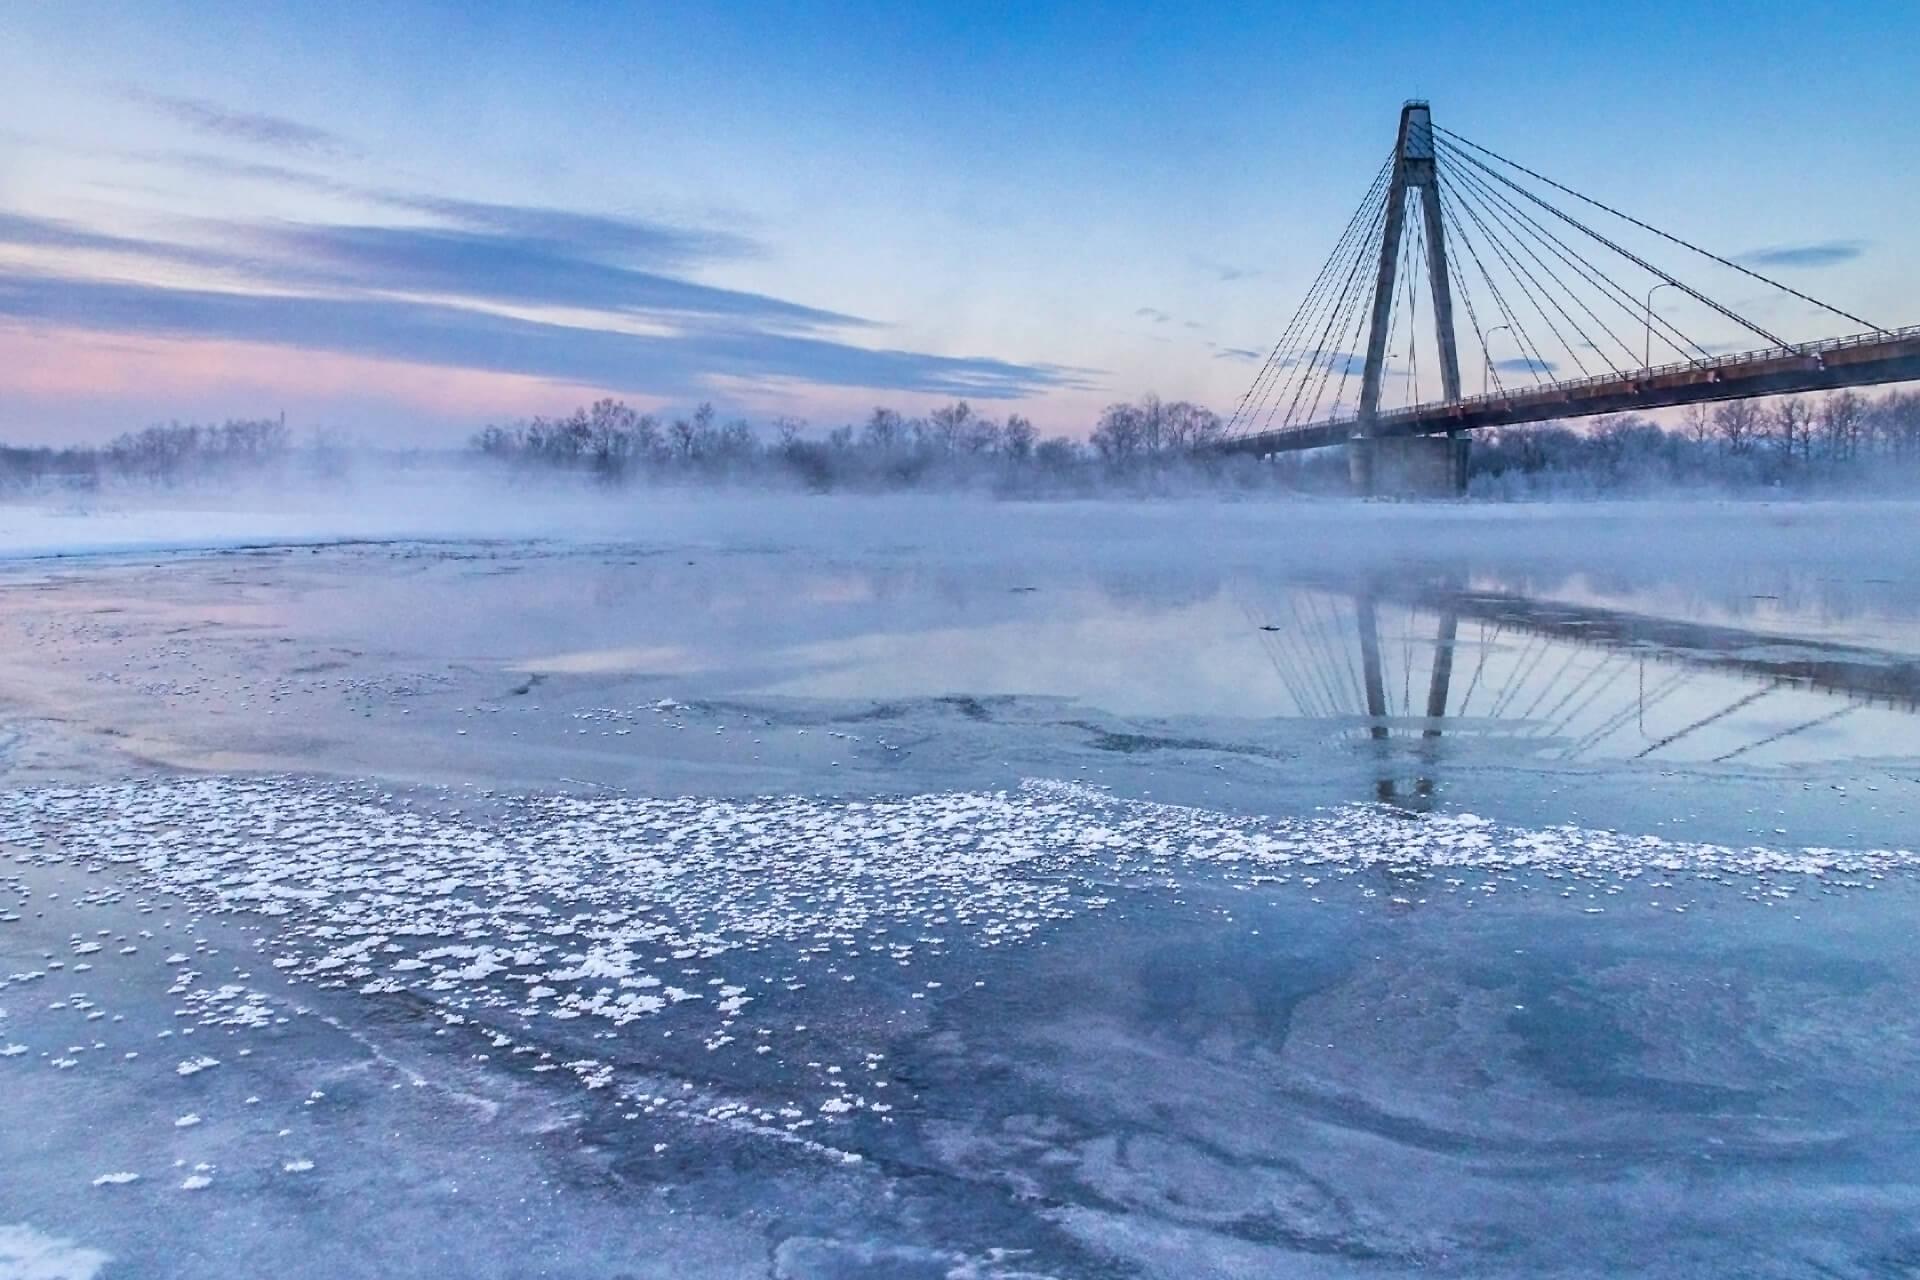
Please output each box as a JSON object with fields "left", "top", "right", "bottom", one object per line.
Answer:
{"left": 217, "top": 219, "right": 850, "bottom": 331}
{"left": 8, "top": 129, "right": 1087, "bottom": 403}
{"left": 1736, "top": 239, "right": 1866, "bottom": 270}
{"left": 1210, "top": 345, "right": 1261, "bottom": 361}
{"left": 383, "top": 196, "right": 757, "bottom": 269}
{"left": 0, "top": 208, "right": 802, "bottom": 331}
{"left": 155, "top": 152, "right": 751, "bottom": 271}
{"left": 1275, "top": 350, "right": 1364, "bottom": 376}
{"left": 0, "top": 269, "right": 1083, "bottom": 400}
{"left": 0, "top": 210, "right": 266, "bottom": 275}
{"left": 1492, "top": 355, "right": 1556, "bottom": 373}
{"left": 158, "top": 150, "right": 357, "bottom": 194}
{"left": 1134, "top": 306, "right": 1171, "bottom": 324}
{"left": 130, "top": 91, "right": 350, "bottom": 155}
{"left": 1193, "top": 257, "right": 1260, "bottom": 283}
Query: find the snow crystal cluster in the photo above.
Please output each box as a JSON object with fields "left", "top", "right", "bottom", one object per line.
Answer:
{"left": 2, "top": 775, "right": 1911, "bottom": 1131}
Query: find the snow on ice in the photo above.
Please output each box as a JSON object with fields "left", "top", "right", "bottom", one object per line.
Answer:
{"left": 2, "top": 774, "right": 1913, "bottom": 1129}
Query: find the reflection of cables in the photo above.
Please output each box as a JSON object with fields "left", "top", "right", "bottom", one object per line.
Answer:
{"left": 1285, "top": 593, "right": 1351, "bottom": 716}
{"left": 1514, "top": 642, "right": 1586, "bottom": 721}
{"left": 1563, "top": 664, "right": 1693, "bottom": 759}
{"left": 1534, "top": 650, "right": 1634, "bottom": 740}
{"left": 1632, "top": 683, "right": 1780, "bottom": 759}
{"left": 1237, "top": 593, "right": 1324, "bottom": 718}
{"left": 1712, "top": 703, "right": 1858, "bottom": 764}
{"left": 1455, "top": 621, "right": 1502, "bottom": 716}
{"left": 1493, "top": 631, "right": 1558, "bottom": 719}
{"left": 1400, "top": 607, "right": 1414, "bottom": 718}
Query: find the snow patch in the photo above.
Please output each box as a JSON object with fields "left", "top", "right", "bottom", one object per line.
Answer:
{"left": 0, "top": 1223, "right": 110, "bottom": 1279}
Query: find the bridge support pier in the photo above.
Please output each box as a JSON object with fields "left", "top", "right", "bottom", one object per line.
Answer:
{"left": 1349, "top": 434, "right": 1469, "bottom": 497}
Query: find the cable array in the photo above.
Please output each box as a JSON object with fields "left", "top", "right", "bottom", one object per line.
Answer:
{"left": 1226, "top": 119, "right": 1883, "bottom": 446}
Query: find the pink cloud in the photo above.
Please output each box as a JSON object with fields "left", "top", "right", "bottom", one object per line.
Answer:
{"left": 0, "top": 324, "right": 654, "bottom": 442}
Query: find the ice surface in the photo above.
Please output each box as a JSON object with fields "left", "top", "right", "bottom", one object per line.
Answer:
{"left": 4, "top": 502, "right": 1920, "bottom": 1276}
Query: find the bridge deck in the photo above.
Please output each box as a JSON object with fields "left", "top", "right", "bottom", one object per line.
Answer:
{"left": 1212, "top": 325, "right": 1920, "bottom": 455}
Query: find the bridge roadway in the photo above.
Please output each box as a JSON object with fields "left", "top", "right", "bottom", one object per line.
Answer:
{"left": 1211, "top": 325, "right": 1920, "bottom": 456}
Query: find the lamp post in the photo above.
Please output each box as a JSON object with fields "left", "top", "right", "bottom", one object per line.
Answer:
{"left": 1643, "top": 282, "right": 1678, "bottom": 370}
{"left": 1482, "top": 325, "right": 1512, "bottom": 395}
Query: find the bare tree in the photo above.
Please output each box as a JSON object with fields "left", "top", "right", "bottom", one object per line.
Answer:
{"left": 1818, "top": 390, "right": 1866, "bottom": 461}
{"left": 861, "top": 408, "right": 906, "bottom": 452}
{"left": 1713, "top": 400, "right": 1761, "bottom": 455}
{"left": 1002, "top": 414, "right": 1037, "bottom": 460}
{"left": 1681, "top": 402, "right": 1712, "bottom": 446}
{"left": 1767, "top": 398, "right": 1815, "bottom": 464}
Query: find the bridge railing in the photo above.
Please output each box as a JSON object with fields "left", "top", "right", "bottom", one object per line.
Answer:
{"left": 1240, "top": 323, "right": 1920, "bottom": 444}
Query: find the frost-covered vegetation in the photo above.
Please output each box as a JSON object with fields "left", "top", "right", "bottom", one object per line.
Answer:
{"left": 471, "top": 394, "right": 1262, "bottom": 493}
{"left": 469, "top": 388, "right": 1920, "bottom": 496}
{"left": 1468, "top": 389, "right": 1920, "bottom": 497}
{"left": 0, "top": 417, "right": 313, "bottom": 493}
{"left": 7, "top": 386, "right": 1920, "bottom": 498}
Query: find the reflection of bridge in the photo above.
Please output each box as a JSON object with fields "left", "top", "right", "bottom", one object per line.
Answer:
{"left": 1245, "top": 575, "right": 1920, "bottom": 807}
{"left": 1203, "top": 103, "right": 1919, "bottom": 493}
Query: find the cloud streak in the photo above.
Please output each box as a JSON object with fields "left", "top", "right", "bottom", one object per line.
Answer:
{"left": 1193, "top": 256, "right": 1260, "bottom": 283}
{"left": 383, "top": 195, "right": 757, "bottom": 269}
{"left": 0, "top": 205, "right": 862, "bottom": 340}
{"left": 222, "top": 219, "right": 857, "bottom": 331}
{"left": 9, "top": 107, "right": 1089, "bottom": 406}
{"left": 1736, "top": 240, "right": 1866, "bottom": 270}
{"left": 131, "top": 91, "right": 350, "bottom": 155}
{"left": 0, "top": 272, "right": 1084, "bottom": 399}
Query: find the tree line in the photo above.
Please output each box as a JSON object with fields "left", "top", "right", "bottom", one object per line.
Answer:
{"left": 470, "top": 387, "right": 1920, "bottom": 495}
{"left": 1466, "top": 387, "right": 1920, "bottom": 496}
{"left": 5, "top": 386, "right": 1919, "bottom": 497}
{"left": 470, "top": 395, "right": 1250, "bottom": 492}
{"left": 0, "top": 418, "right": 297, "bottom": 492}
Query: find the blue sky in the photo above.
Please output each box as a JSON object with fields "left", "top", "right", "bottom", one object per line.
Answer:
{"left": 2, "top": 0, "right": 1915, "bottom": 442}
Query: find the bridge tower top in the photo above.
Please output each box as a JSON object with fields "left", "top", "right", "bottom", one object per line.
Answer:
{"left": 1400, "top": 101, "right": 1435, "bottom": 161}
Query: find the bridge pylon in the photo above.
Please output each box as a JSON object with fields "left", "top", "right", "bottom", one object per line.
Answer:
{"left": 1214, "top": 102, "right": 1912, "bottom": 474}
{"left": 1349, "top": 101, "right": 1469, "bottom": 497}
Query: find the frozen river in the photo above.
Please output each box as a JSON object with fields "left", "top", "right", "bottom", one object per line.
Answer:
{"left": 2, "top": 495, "right": 1918, "bottom": 1278}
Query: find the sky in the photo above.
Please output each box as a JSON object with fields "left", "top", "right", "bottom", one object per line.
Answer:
{"left": 1, "top": 0, "right": 1916, "bottom": 445}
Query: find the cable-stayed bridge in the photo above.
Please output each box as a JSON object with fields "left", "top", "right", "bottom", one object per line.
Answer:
{"left": 1205, "top": 102, "right": 1920, "bottom": 492}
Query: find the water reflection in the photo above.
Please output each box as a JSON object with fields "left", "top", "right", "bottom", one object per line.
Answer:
{"left": 1241, "top": 571, "right": 1920, "bottom": 808}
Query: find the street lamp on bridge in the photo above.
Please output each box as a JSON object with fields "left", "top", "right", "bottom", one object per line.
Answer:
{"left": 1644, "top": 282, "right": 1679, "bottom": 370}
{"left": 1482, "top": 325, "right": 1511, "bottom": 395}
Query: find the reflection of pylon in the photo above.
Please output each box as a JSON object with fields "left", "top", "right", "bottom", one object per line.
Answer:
{"left": 1355, "top": 591, "right": 1461, "bottom": 809}
{"left": 1351, "top": 102, "right": 1464, "bottom": 494}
